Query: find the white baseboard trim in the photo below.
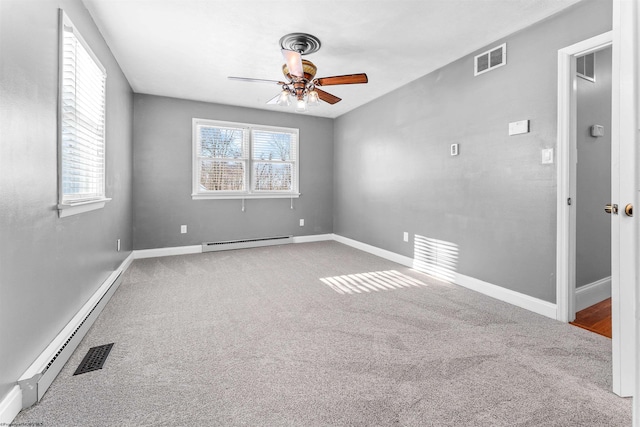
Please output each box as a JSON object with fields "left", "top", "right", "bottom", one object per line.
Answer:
{"left": 5, "top": 252, "right": 135, "bottom": 425}
{"left": 332, "top": 234, "right": 414, "bottom": 268}
{"left": 576, "top": 276, "right": 611, "bottom": 312}
{"left": 292, "top": 234, "right": 334, "bottom": 243}
{"left": 333, "top": 234, "right": 557, "bottom": 320}
{"left": 133, "top": 235, "right": 336, "bottom": 259}
{"left": 0, "top": 386, "right": 22, "bottom": 426}
{"left": 133, "top": 245, "right": 202, "bottom": 259}
{"left": 452, "top": 272, "right": 557, "bottom": 319}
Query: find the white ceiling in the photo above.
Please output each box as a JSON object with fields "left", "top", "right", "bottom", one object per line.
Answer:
{"left": 82, "top": 0, "right": 583, "bottom": 118}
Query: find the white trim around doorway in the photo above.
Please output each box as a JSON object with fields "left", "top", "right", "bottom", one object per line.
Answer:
{"left": 555, "top": 31, "right": 613, "bottom": 323}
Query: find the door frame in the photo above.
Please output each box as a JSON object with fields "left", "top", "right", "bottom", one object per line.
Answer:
{"left": 556, "top": 31, "right": 612, "bottom": 324}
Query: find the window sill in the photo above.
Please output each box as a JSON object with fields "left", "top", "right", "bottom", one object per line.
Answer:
{"left": 192, "top": 193, "right": 300, "bottom": 200}
{"left": 58, "top": 198, "right": 111, "bottom": 218}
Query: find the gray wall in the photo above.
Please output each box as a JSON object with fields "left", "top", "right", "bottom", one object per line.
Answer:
{"left": 133, "top": 94, "right": 334, "bottom": 249}
{"left": 0, "top": 0, "right": 133, "bottom": 403}
{"left": 333, "top": 0, "right": 612, "bottom": 303}
{"left": 576, "top": 46, "right": 612, "bottom": 288}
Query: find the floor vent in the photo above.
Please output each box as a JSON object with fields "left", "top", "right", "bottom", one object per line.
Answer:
{"left": 202, "top": 235, "right": 293, "bottom": 252}
{"left": 73, "top": 343, "right": 114, "bottom": 376}
{"left": 18, "top": 267, "right": 125, "bottom": 408}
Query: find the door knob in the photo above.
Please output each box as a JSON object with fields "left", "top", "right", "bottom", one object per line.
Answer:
{"left": 625, "top": 204, "right": 633, "bottom": 217}
{"left": 605, "top": 203, "right": 618, "bottom": 214}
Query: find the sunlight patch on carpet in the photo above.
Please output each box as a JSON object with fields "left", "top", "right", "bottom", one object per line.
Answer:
{"left": 320, "top": 270, "right": 427, "bottom": 294}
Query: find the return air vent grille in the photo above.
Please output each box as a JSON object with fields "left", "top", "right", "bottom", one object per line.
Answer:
{"left": 576, "top": 52, "right": 595, "bottom": 82}
{"left": 474, "top": 43, "right": 506, "bottom": 76}
{"left": 202, "top": 235, "right": 293, "bottom": 252}
{"left": 73, "top": 343, "right": 114, "bottom": 375}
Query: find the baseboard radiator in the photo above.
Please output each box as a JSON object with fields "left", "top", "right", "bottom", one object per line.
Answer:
{"left": 17, "top": 268, "right": 125, "bottom": 409}
{"left": 202, "top": 235, "right": 293, "bottom": 252}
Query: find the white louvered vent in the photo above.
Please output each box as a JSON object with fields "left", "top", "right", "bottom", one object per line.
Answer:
{"left": 474, "top": 43, "right": 506, "bottom": 76}
{"left": 576, "top": 52, "right": 595, "bottom": 82}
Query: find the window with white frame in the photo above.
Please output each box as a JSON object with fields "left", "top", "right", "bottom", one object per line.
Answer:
{"left": 192, "top": 119, "right": 299, "bottom": 199}
{"left": 58, "top": 10, "right": 109, "bottom": 217}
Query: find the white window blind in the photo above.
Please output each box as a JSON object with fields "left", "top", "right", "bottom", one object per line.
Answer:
{"left": 59, "top": 10, "right": 107, "bottom": 206}
{"left": 192, "top": 119, "right": 299, "bottom": 199}
{"left": 197, "top": 124, "right": 248, "bottom": 192}
{"left": 251, "top": 129, "right": 297, "bottom": 192}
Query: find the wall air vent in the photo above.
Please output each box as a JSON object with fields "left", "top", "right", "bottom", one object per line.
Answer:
{"left": 576, "top": 52, "right": 595, "bottom": 82}
{"left": 474, "top": 43, "right": 506, "bottom": 76}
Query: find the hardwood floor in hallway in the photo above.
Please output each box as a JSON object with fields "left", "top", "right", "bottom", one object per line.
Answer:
{"left": 570, "top": 298, "right": 612, "bottom": 338}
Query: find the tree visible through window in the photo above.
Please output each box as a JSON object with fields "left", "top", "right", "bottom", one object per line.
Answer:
{"left": 199, "top": 127, "right": 246, "bottom": 191}
{"left": 193, "top": 119, "right": 299, "bottom": 199}
{"left": 252, "top": 130, "right": 294, "bottom": 191}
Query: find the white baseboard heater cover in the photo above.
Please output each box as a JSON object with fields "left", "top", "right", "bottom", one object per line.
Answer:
{"left": 18, "top": 268, "right": 125, "bottom": 409}
{"left": 202, "top": 235, "right": 293, "bottom": 252}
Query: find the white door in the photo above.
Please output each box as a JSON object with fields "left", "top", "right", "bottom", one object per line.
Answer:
{"left": 557, "top": 3, "right": 637, "bottom": 399}
{"left": 611, "top": 0, "right": 638, "bottom": 400}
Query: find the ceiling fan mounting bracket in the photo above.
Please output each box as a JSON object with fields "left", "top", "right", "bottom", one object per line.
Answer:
{"left": 279, "top": 33, "right": 321, "bottom": 55}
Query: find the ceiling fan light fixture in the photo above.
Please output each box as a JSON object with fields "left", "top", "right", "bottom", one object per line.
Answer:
{"left": 307, "top": 89, "right": 319, "bottom": 107}
{"left": 295, "top": 98, "right": 307, "bottom": 112}
{"left": 276, "top": 90, "right": 291, "bottom": 106}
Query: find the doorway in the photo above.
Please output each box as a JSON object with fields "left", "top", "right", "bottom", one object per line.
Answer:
{"left": 556, "top": 31, "right": 612, "bottom": 325}
{"left": 570, "top": 46, "right": 613, "bottom": 336}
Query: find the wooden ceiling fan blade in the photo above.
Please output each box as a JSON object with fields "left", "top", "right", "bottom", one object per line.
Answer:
{"left": 281, "top": 49, "right": 304, "bottom": 78}
{"left": 228, "top": 76, "right": 285, "bottom": 85}
{"left": 315, "top": 73, "right": 368, "bottom": 86}
{"left": 315, "top": 88, "right": 341, "bottom": 104}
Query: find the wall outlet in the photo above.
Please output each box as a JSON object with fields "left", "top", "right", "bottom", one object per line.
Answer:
{"left": 299, "top": 219, "right": 305, "bottom": 227}
{"left": 403, "top": 232, "right": 409, "bottom": 242}
{"left": 117, "top": 239, "right": 121, "bottom": 252}
{"left": 542, "top": 148, "right": 554, "bottom": 164}
{"left": 181, "top": 225, "right": 187, "bottom": 234}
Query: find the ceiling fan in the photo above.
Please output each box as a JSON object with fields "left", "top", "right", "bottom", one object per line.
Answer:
{"left": 228, "top": 33, "right": 368, "bottom": 112}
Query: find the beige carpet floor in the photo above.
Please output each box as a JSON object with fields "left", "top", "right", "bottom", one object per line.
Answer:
{"left": 14, "top": 241, "right": 631, "bottom": 426}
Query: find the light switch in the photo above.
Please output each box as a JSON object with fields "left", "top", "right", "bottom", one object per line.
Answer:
{"left": 450, "top": 144, "right": 459, "bottom": 156}
{"left": 542, "top": 148, "right": 554, "bottom": 164}
{"left": 509, "top": 120, "right": 530, "bottom": 136}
